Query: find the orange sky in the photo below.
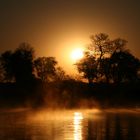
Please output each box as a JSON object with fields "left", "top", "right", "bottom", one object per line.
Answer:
{"left": 0, "top": 0, "right": 140, "bottom": 73}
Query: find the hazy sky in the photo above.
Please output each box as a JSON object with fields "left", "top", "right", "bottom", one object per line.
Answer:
{"left": 0, "top": 0, "right": 140, "bottom": 73}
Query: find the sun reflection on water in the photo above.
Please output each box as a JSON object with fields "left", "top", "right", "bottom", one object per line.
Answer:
{"left": 73, "top": 112, "right": 83, "bottom": 140}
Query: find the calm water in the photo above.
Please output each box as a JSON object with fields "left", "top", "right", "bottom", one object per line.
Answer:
{"left": 0, "top": 109, "right": 139, "bottom": 140}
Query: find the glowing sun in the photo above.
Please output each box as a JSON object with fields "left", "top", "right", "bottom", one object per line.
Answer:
{"left": 71, "top": 48, "right": 84, "bottom": 61}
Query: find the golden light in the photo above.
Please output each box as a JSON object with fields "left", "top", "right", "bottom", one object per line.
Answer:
{"left": 73, "top": 112, "right": 83, "bottom": 140}
{"left": 71, "top": 48, "right": 84, "bottom": 61}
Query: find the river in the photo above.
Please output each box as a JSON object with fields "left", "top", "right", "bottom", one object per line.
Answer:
{"left": 0, "top": 109, "right": 139, "bottom": 140}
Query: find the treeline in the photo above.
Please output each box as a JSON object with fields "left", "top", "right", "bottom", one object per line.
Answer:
{"left": 0, "top": 33, "right": 140, "bottom": 85}
{"left": 0, "top": 33, "right": 140, "bottom": 108}
{"left": 0, "top": 43, "right": 69, "bottom": 84}
{"left": 76, "top": 33, "right": 140, "bottom": 84}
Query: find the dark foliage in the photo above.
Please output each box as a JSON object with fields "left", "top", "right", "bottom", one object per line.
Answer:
{"left": 0, "top": 34, "right": 140, "bottom": 109}
{"left": 34, "top": 57, "right": 57, "bottom": 82}
{"left": 75, "top": 33, "right": 140, "bottom": 84}
{"left": 0, "top": 43, "right": 35, "bottom": 84}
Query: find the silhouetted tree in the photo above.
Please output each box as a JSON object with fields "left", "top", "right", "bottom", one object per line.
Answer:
{"left": 0, "top": 50, "right": 15, "bottom": 82}
{"left": 87, "top": 33, "right": 113, "bottom": 81}
{"left": 76, "top": 33, "right": 130, "bottom": 83}
{"left": 76, "top": 32, "right": 140, "bottom": 84}
{"left": 12, "top": 43, "right": 35, "bottom": 84}
{"left": 99, "top": 38, "right": 127, "bottom": 83}
{"left": 75, "top": 54, "right": 97, "bottom": 84}
{"left": 75, "top": 33, "right": 112, "bottom": 83}
{"left": 112, "top": 38, "right": 127, "bottom": 54}
{"left": 34, "top": 57, "right": 57, "bottom": 82}
{"left": 101, "top": 38, "right": 127, "bottom": 83}
{"left": 55, "top": 66, "right": 68, "bottom": 81}
{"left": 89, "top": 33, "right": 112, "bottom": 60}
{"left": 110, "top": 50, "right": 140, "bottom": 83}
{"left": 99, "top": 58, "right": 111, "bottom": 83}
{"left": 0, "top": 43, "right": 35, "bottom": 84}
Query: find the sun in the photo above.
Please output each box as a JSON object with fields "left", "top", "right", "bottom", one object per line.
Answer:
{"left": 71, "top": 48, "right": 84, "bottom": 61}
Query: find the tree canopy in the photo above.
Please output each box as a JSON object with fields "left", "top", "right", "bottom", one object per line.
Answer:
{"left": 0, "top": 43, "right": 35, "bottom": 84}
{"left": 34, "top": 57, "right": 57, "bottom": 82}
{"left": 0, "top": 34, "right": 140, "bottom": 85}
{"left": 75, "top": 33, "right": 140, "bottom": 84}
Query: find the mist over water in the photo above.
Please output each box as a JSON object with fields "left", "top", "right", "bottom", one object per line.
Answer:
{"left": 0, "top": 109, "right": 139, "bottom": 140}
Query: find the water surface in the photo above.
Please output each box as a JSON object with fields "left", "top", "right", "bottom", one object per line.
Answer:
{"left": 0, "top": 109, "right": 139, "bottom": 140}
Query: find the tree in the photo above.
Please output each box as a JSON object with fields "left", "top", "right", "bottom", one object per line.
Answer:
{"left": 110, "top": 50, "right": 140, "bottom": 83}
{"left": 98, "top": 38, "right": 127, "bottom": 83}
{"left": 0, "top": 43, "right": 35, "bottom": 83}
{"left": 89, "top": 33, "right": 112, "bottom": 60}
{"left": 75, "top": 33, "right": 137, "bottom": 84}
{"left": 112, "top": 38, "right": 127, "bottom": 54}
{"left": 0, "top": 50, "right": 14, "bottom": 82}
{"left": 99, "top": 58, "right": 111, "bottom": 83}
{"left": 75, "top": 54, "right": 97, "bottom": 84}
{"left": 76, "top": 33, "right": 112, "bottom": 83}
{"left": 55, "top": 66, "right": 67, "bottom": 81}
{"left": 87, "top": 33, "right": 113, "bottom": 81}
{"left": 12, "top": 43, "right": 35, "bottom": 83}
{"left": 34, "top": 57, "right": 57, "bottom": 82}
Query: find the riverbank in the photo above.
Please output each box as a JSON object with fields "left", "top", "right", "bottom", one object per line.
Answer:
{"left": 0, "top": 81, "right": 140, "bottom": 109}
